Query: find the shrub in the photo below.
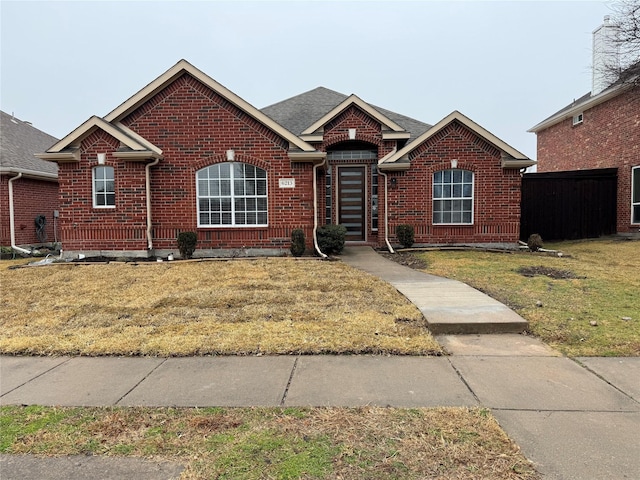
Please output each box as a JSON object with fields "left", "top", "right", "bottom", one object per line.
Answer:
{"left": 396, "top": 224, "right": 415, "bottom": 248}
{"left": 527, "top": 233, "right": 543, "bottom": 252}
{"left": 316, "top": 224, "right": 347, "bottom": 255}
{"left": 177, "top": 231, "right": 198, "bottom": 259}
{"left": 290, "top": 228, "right": 306, "bottom": 257}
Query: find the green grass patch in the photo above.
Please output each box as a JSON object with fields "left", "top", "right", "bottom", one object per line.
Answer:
{"left": 0, "top": 405, "right": 539, "bottom": 479}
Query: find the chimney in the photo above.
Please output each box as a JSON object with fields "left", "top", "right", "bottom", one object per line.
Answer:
{"left": 592, "top": 15, "right": 619, "bottom": 96}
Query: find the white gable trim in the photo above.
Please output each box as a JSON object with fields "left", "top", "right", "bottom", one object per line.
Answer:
{"left": 104, "top": 59, "right": 316, "bottom": 153}
{"left": 45, "top": 116, "right": 151, "bottom": 153}
{"left": 301, "top": 94, "right": 407, "bottom": 135}
{"left": 382, "top": 111, "right": 533, "bottom": 166}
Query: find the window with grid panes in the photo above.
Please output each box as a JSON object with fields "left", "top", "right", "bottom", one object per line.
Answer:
{"left": 197, "top": 162, "right": 267, "bottom": 226}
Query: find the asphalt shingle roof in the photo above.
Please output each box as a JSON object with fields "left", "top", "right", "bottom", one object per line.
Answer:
{"left": 261, "top": 87, "right": 432, "bottom": 145}
{"left": 0, "top": 111, "right": 58, "bottom": 176}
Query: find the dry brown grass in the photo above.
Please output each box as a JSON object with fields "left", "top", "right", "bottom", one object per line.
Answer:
{"left": 0, "top": 258, "right": 441, "bottom": 356}
{"left": 1, "top": 405, "right": 539, "bottom": 479}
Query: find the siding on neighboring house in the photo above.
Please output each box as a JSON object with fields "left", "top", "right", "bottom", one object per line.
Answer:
{"left": 0, "top": 176, "right": 59, "bottom": 246}
{"left": 535, "top": 87, "right": 640, "bottom": 233}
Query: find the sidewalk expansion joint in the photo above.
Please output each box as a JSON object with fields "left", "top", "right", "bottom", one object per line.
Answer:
{"left": 115, "top": 358, "right": 168, "bottom": 406}
{"left": 280, "top": 356, "right": 299, "bottom": 406}
{"left": 572, "top": 358, "right": 640, "bottom": 405}
{"left": 0, "top": 357, "right": 72, "bottom": 398}
{"left": 445, "top": 357, "right": 480, "bottom": 404}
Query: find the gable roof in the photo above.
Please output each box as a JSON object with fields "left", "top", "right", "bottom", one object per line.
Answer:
{"left": 0, "top": 111, "right": 58, "bottom": 179}
{"left": 528, "top": 81, "right": 633, "bottom": 133}
{"left": 104, "top": 59, "right": 317, "bottom": 153}
{"left": 381, "top": 111, "right": 534, "bottom": 170}
{"left": 261, "top": 87, "right": 432, "bottom": 144}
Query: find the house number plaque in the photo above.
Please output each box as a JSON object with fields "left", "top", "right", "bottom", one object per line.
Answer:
{"left": 279, "top": 178, "right": 295, "bottom": 189}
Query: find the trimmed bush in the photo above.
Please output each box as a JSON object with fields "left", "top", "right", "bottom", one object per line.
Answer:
{"left": 177, "top": 231, "right": 198, "bottom": 259}
{"left": 290, "top": 228, "right": 306, "bottom": 257}
{"left": 396, "top": 224, "right": 415, "bottom": 248}
{"left": 316, "top": 224, "right": 347, "bottom": 255}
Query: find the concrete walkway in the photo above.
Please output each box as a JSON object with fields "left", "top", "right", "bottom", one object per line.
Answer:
{"left": 341, "top": 246, "right": 528, "bottom": 333}
{"left": 1, "top": 248, "right": 639, "bottom": 479}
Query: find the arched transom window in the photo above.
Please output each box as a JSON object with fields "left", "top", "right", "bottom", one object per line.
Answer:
{"left": 197, "top": 162, "right": 267, "bottom": 227}
{"left": 433, "top": 169, "right": 474, "bottom": 224}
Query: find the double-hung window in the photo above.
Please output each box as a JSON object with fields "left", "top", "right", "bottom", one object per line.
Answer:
{"left": 433, "top": 169, "right": 473, "bottom": 224}
{"left": 93, "top": 166, "right": 115, "bottom": 208}
{"left": 633, "top": 166, "right": 640, "bottom": 224}
{"left": 197, "top": 162, "right": 267, "bottom": 227}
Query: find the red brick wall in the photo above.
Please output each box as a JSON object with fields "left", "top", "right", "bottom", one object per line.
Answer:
{"left": 0, "top": 175, "right": 59, "bottom": 246}
{"left": 58, "top": 73, "right": 316, "bottom": 253}
{"left": 536, "top": 88, "right": 640, "bottom": 232}
{"left": 387, "top": 120, "right": 522, "bottom": 244}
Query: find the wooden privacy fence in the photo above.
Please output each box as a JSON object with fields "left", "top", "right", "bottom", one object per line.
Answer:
{"left": 520, "top": 168, "right": 617, "bottom": 241}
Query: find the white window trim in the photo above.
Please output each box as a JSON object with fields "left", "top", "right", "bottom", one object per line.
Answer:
{"left": 572, "top": 112, "right": 584, "bottom": 126}
{"left": 92, "top": 166, "right": 115, "bottom": 209}
{"left": 632, "top": 166, "right": 640, "bottom": 225}
{"left": 196, "top": 162, "right": 268, "bottom": 228}
{"left": 432, "top": 169, "right": 474, "bottom": 226}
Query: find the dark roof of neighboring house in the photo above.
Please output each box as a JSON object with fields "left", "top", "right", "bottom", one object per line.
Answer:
{"left": 261, "top": 87, "right": 432, "bottom": 145}
{"left": 0, "top": 110, "right": 58, "bottom": 176}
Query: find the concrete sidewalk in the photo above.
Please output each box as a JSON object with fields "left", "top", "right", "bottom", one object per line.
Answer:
{"left": 2, "top": 339, "right": 639, "bottom": 479}
{"left": 1, "top": 248, "right": 639, "bottom": 479}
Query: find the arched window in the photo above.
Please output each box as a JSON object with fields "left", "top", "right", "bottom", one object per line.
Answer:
{"left": 197, "top": 162, "right": 268, "bottom": 227}
{"left": 93, "top": 166, "right": 115, "bottom": 208}
{"left": 433, "top": 169, "right": 473, "bottom": 224}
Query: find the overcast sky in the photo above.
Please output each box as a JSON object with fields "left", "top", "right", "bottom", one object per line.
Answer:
{"left": 1, "top": 1, "right": 614, "bottom": 159}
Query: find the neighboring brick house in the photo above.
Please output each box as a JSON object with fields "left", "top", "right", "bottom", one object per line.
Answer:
{"left": 37, "top": 60, "right": 534, "bottom": 258}
{"left": 0, "top": 111, "right": 59, "bottom": 251}
{"left": 529, "top": 17, "right": 640, "bottom": 235}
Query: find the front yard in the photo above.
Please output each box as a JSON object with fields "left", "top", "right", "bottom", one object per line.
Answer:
{"left": 411, "top": 238, "right": 639, "bottom": 357}
{"left": 0, "top": 258, "right": 441, "bottom": 356}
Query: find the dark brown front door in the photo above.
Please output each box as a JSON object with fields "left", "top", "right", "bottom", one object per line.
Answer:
{"left": 338, "top": 166, "right": 366, "bottom": 241}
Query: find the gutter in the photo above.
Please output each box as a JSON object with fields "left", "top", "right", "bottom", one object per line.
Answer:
{"left": 312, "top": 158, "right": 328, "bottom": 259}
{"left": 0, "top": 167, "right": 58, "bottom": 182}
{"left": 145, "top": 158, "right": 161, "bottom": 250}
{"left": 8, "top": 173, "right": 31, "bottom": 255}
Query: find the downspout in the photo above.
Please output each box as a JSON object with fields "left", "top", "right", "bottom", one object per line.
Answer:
{"left": 145, "top": 158, "right": 160, "bottom": 250}
{"left": 377, "top": 170, "right": 395, "bottom": 254}
{"left": 8, "top": 173, "right": 31, "bottom": 254}
{"left": 378, "top": 147, "right": 397, "bottom": 253}
{"left": 312, "top": 158, "right": 328, "bottom": 259}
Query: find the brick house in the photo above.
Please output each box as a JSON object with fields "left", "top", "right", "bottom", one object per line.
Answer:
{"left": 529, "top": 17, "right": 640, "bottom": 235}
{"left": 0, "top": 111, "right": 59, "bottom": 252}
{"left": 37, "top": 60, "right": 534, "bottom": 258}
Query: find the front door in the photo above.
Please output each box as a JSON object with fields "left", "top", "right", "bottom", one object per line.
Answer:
{"left": 338, "top": 166, "right": 366, "bottom": 241}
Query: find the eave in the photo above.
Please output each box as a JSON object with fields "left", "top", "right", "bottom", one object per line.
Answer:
{"left": 501, "top": 157, "right": 537, "bottom": 169}
{"left": 288, "top": 151, "right": 327, "bottom": 164}
{"left": 112, "top": 150, "right": 164, "bottom": 161}
{"left": 378, "top": 160, "right": 410, "bottom": 171}
{"left": 34, "top": 149, "right": 81, "bottom": 163}
{"left": 528, "top": 82, "right": 631, "bottom": 133}
{"left": 0, "top": 166, "right": 58, "bottom": 181}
